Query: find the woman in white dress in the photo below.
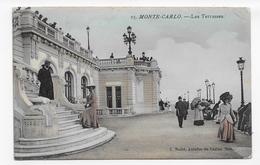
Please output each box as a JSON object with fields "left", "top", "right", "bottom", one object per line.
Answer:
{"left": 217, "top": 92, "right": 236, "bottom": 142}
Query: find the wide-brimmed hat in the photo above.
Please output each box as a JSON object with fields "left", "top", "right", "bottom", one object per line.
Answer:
{"left": 44, "top": 60, "right": 51, "bottom": 65}
{"left": 220, "top": 92, "right": 233, "bottom": 102}
{"left": 86, "top": 84, "right": 95, "bottom": 89}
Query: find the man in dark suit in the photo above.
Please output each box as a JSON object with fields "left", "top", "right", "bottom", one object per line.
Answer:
{"left": 183, "top": 98, "right": 189, "bottom": 120}
{"left": 37, "top": 60, "right": 54, "bottom": 100}
{"left": 175, "top": 96, "right": 187, "bottom": 128}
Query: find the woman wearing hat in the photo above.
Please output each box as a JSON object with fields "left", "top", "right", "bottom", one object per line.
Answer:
{"left": 217, "top": 92, "right": 236, "bottom": 142}
{"left": 81, "top": 84, "right": 100, "bottom": 129}
{"left": 193, "top": 100, "right": 205, "bottom": 126}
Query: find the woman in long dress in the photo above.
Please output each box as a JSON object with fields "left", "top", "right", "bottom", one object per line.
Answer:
{"left": 217, "top": 93, "right": 236, "bottom": 142}
{"left": 194, "top": 101, "right": 205, "bottom": 126}
{"left": 81, "top": 85, "right": 100, "bottom": 129}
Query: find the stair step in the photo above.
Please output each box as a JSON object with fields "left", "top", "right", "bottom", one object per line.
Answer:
{"left": 59, "top": 119, "right": 80, "bottom": 129}
{"left": 14, "top": 127, "right": 109, "bottom": 153}
{"left": 18, "top": 126, "right": 95, "bottom": 145}
{"left": 26, "top": 93, "right": 39, "bottom": 98}
{"left": 56, "top": 111, "right": 72, "bottom": 116}
{"left": 56, "top": 107, "right": 67, "bottom": 112}
{"left": 14, "top": 130, "right": 116, "bottom": 159}
{"left": 58, "top": 125, "right": 83, "bottom": 135}
{"left": 57, "top": 114, "right": 79, "bottom": 122}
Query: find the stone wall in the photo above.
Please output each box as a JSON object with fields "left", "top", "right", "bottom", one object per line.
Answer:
{"left": 99, "top": 69, "right": 133, "bottom": 109}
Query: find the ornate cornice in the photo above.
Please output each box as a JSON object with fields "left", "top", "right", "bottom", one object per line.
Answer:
{"left": 20, "top": 30, "right": 99, "bottom": 70}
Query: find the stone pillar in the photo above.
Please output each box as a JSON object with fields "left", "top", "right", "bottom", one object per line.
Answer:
{"left": 52, "top": 74, "right": 60, "bottom": 100}
{"left": 127, "top": 69, "right": 135, "bottom": 110}
{"left": 126, "top": 54, "right": 134, "bottom": 66}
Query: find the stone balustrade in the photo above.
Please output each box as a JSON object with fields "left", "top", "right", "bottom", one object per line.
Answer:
{"left": 14, "top": 58, "right": 40, "bottom": 93}
{"left": 134, "top": 60, "right": 151, "bottom": 67}
{"left": 97, "top": 108, "right": 132, "bottom": 117}
{"left": 35, "top": 19, "right": 85, "bottom": 55}
{"left": 15, "top": 8, "right": 94, "bottom": 63}
{"left": 99, "top": 58, "right": 127, "bottom": 66}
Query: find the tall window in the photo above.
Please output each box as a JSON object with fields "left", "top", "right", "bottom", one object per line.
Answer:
{"left": 116, "top": 86, "right": 122, "bottom": 108}
{"left": 81, "top": 76, "right": 88, "bottom": 98}
{"left": 65, "top": 71, "right": 73, "bottom": 102}
{"left": 106, "top": 87, "right": 112, "bottom": 108}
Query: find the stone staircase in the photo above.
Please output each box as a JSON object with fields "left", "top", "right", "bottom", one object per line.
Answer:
{"left": 14, "top": 90, "right": 116, "bottom": 160}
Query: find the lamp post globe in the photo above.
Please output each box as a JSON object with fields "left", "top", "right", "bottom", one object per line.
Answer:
{"left": 123, "top": 26, "right": 136, "bottom": 55}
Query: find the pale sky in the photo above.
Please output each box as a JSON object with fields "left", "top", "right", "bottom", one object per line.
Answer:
{"left": 31, "top": 7, "right": 251, "bottom": 109}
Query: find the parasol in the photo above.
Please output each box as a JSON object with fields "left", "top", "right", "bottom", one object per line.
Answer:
{"left": 191, "top": 97, "right": 201, "bottom": 108}
{"left": 200, "top": 101, "right": 210, "bottom": 107}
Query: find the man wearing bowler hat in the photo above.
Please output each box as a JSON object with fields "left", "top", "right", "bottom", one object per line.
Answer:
{"left": 37, "top": 60, "right": 54, "bottom": 100}
{"left": 175, "top": 96, "right": 187, "bottom": 128}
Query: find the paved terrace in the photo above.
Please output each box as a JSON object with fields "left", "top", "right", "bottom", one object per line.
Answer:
{"left": 48, "top": 109, "right": 252, "bottom": 160}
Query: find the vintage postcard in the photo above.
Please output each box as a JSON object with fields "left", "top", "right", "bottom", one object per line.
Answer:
{"left": 12, "top": 6, "right": 252, "bottom": 161}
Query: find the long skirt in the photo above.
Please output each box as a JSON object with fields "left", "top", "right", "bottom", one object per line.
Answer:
{"left": 194, "top": 109, "right": 204, "bottom": 126}
{"left": 194, "top": 120, "right": 204, "bottom": 126}
{"left": 81, "top": 106, "right": 99, "bottom": 129}
{"left": 218, "top": 119, "right": 235, "bottom": 142}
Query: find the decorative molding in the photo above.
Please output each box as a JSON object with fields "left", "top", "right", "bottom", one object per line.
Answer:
{"left": 77, "top": 58, "right": 81, "bottom": 74}
{"left": 35, "top": 40, "right": 39, "bottom": 59}
{"left": 14, "top": 68, "right": 22, "bottom": 79}
{"left": 68, "top": 63, "right": 72, "bottom": 71}
{"left": 58, "top": 48, "right": 64, "bottom": 68}
{"left": 31, "top": 37, "right": 35, "bottom": 59}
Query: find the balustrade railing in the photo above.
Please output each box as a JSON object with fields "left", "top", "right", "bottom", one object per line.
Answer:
{"left": 37, "top": 22, "right": 46, "bottom": 33}
{"left": 99, "top": 58, "right": 127, "bottom": 65}
{"left": 47, "top": 28, "right": 55, "bottom": 38}
{"left": 13, "top": 59, "right": 40, "bottom": 92}
{"left": 97, "top": 108, "right": 132, "bottom": 117}
{"left": 29, "top": 14, "right": 93, "bottom": 61}
{"left": 69, "top": 41, "right": 75, "bottom": 49}
{"left": 134, "top": 60, "right": 151, "bottom": 67}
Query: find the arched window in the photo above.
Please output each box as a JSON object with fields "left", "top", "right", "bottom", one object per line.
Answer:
{"left": 81, "top": 76, "right": 88, "bottom": 98}
{"left": 65, "top": 71, "right": 73, "bottom": 103}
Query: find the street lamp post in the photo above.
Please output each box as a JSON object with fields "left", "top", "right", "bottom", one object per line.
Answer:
{"left": 86, "top": 26, "right": 90, "bottom": 50}
{"left": 187, "top": 91, "right": 189, "bottom": 102}
{"left": 212, "top": 82, "right": 215, "bottom": 104}
{"left": 236, "top": 57, "right": 246, "bottom": 107}
{"left": 123, "top": 26, "right": 136, "bottom": 55}
{"left": 205, "top": 79, "right": 209, "bottom": 100}
{"left": 208, "top": 84, "right": 211, "bottom": 102}
{"left": 197, "top": 89, "right": 201, "bottom": 99}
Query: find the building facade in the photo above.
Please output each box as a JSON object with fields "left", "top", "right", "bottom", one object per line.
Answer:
{"left": 12, "top": 7, "right": 162, "bottom": 158}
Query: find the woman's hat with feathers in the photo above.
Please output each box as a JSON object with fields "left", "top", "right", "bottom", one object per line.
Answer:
{"left": 220, "top": 92, "right": 233, "bottom": 102}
